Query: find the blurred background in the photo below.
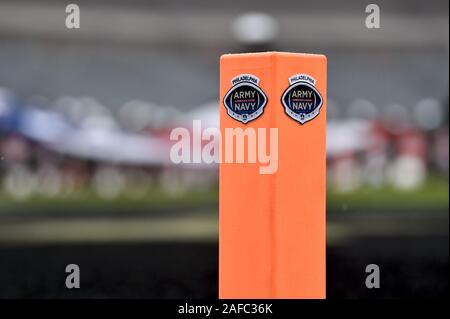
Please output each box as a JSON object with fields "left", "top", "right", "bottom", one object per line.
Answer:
{"left": 0, "top": 0, "right": 448, "bottom": 298}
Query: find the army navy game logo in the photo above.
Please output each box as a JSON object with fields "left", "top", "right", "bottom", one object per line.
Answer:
{"left": 223, "top": 74, "right": 267, "bottom": 124}
{"left": 281, "top": 73, "right": 323, "bottom": 124}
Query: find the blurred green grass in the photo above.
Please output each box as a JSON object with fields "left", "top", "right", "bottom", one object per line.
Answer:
{"left": 0, "top": 178, "right": 448, "bottom": 215}
{"left": 329, "top": 177, "right": 449, "bottom": 213}
{"left": 0, "top": 188, "right": 218, "bottom": 215}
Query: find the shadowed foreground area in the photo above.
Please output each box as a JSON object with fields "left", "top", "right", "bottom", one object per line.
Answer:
{"left": 0, "top": 213, "right": 447, "bottom": 299}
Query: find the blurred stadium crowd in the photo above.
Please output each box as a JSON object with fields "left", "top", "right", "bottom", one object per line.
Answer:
{"left": 0, "top": 85, "right": 448, "bottom": 200}
{"left": 0, "top": 0, "right": 448, "bottom": 201}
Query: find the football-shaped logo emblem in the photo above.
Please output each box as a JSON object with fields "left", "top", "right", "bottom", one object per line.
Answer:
{"left": 281, "top": 73, "right": 323, "bottom": 124}
{"left": 223, "top": 74, "right": 267, "bottom": 124}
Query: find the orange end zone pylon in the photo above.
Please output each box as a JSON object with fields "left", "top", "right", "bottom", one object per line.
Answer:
{"left": 219, "top": 52, "right": 327, "bottom": 299}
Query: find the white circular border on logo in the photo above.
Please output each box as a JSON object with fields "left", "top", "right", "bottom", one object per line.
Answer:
{"left": 281, "top": 81, "right": 323, "bottom": 125}
{"left": 223, "top": 81, "right": 268, "bottom": 124}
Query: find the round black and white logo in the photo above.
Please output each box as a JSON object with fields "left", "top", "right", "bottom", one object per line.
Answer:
{"left": 223, "top": 74, "right": 268, "bottom": 124}
{"left": 281, "top": 74, "right": 323, "bottom": 125}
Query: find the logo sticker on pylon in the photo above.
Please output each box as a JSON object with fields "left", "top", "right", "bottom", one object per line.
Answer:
{"left": 223, "top": 74, "right": 268, "bottom": 124}
{"left": 281, "top": 73, "right": 323, "bottom": 124}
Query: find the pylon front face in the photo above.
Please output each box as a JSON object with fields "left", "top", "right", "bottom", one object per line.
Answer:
{"left": 219, "top": 52, "right": 327, "bottom": 299}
